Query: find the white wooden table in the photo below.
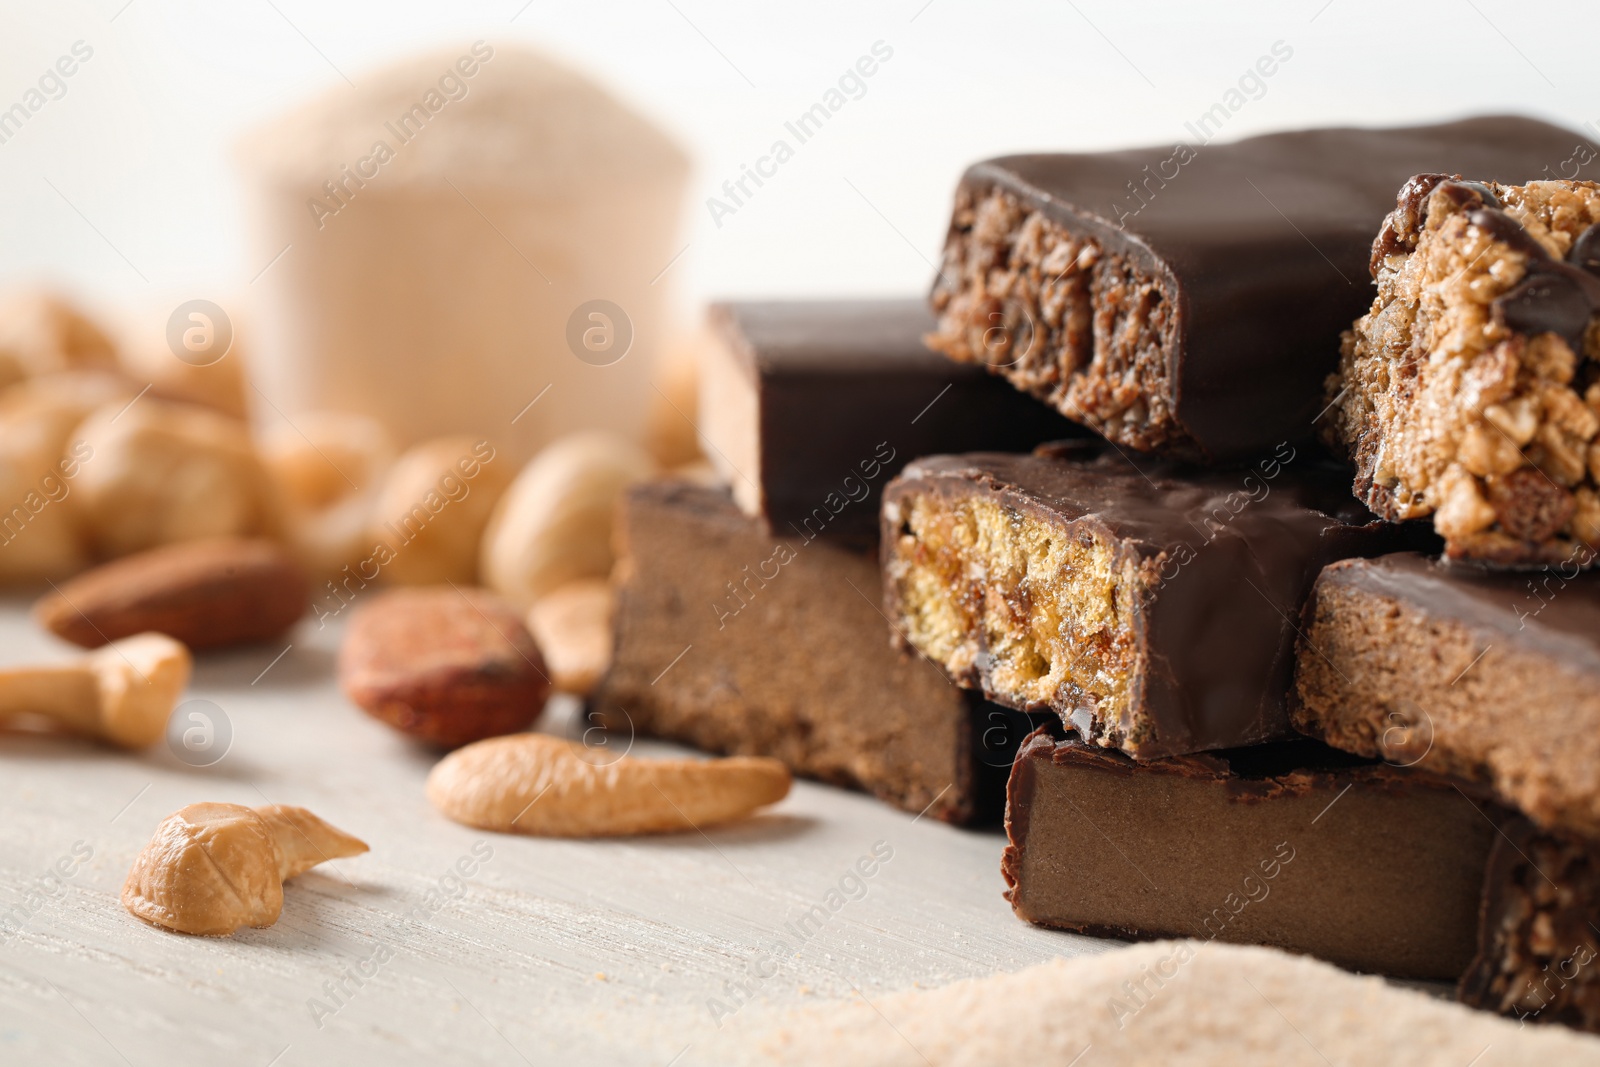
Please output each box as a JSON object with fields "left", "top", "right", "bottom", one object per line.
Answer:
{"left": 0, "top": 595, "right": 1105, "bottom": 1066}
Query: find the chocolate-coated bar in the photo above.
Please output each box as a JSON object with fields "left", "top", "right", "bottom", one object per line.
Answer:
{"left": 881, "top": 444, "right": 1409, "bottom": 759}
{"left": 928, "top": 117, "right": 1584, "bottom": 461}
{"left": 1460, "top": 816, "right": 1600, "bottom": 1033}
{"left": 1324, "top": 177, "right": 1600, "bottom": 566}
{"left": 591, "top": 480, "right": 1041, "bottom": 824}
{"left": 1294, "top": 551, "right": 1600, "bottom": 838}
{"left": 700, "top": 299, "right": 1081, "bottom": 544}
{"left": 1003, "top": 732, "right": 1498, "bottom": 980}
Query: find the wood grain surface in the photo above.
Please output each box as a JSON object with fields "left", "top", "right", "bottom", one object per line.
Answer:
{"left": 0, "top": 595, "right": 1102, "bottom": 1066}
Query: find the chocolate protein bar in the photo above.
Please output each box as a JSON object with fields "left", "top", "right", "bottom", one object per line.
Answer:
{"left": 1002, "top": 732, "right": 1498, "bottom": 980}
{"left": 591, "top": 479, "right": 1041, "bottom": 824}
{"left": 1293, "top": 551, "right": 1600, "bottom": 838}
{"left": 700, "top": 299, "right": 1079, "bottom": 543}
{"left": 1323, "top": 177, "right": 1600, "bottom": 566}
{"left": 1460, "top": 816, "right": 1600, "bottom": 1033}
{"left": 928, "top": 117, "right": 1584, "bottom": 461}
{"left": 881, "top": 444, "right": 1410, "bottom": 760}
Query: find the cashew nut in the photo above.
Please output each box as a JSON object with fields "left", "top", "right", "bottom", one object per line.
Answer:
{"left": 71, "top": 397, "right": 282, "bottom": 558}
{"left": 426, "top": 733, "right": 790, "bottom": 837}
{"left": 0, "top": 632, "right": 192, "bottom": 748}
{"left": 480, "top": 432, "right": 654, "bottom": 610}
{"left": 370, "top": 437, "right": 510, "bottom": 585}
{"left": 122, "top": 802, "right": 368, "bottom": 935}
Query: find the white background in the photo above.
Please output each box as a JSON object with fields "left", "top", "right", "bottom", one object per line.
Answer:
{"left": 1, "top": 0, "right": 1596, "bottom": 323}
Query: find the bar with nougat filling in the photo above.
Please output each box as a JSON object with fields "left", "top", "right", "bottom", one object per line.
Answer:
{"left": 927, "top": 117, "right": 1584, "bottom": 462}
{"left": 1293, "top": 551, "right": 1600, "bottom": 839}
{"left": 592, "top": 479, "right": 1041, "bottom": 825}
{"left": 1324, "top": 177, "right": 1600, "bottom": 566}
{"left": 1003, "top": 732, "right": 1499, "bottom": 980}
{"left": 880, "top": 443, "right": 1409, "bottom": 760}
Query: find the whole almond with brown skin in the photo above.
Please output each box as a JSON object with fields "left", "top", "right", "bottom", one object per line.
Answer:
{"left": 340, "top": 586, "right": 550, "bottom": 748}
{"left": 34, "top": 538, "right": 309, "bottom": 650}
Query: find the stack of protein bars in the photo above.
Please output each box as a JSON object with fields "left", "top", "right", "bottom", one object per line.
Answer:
{"left": 595, "top": 115, "right": 1600, "bottom": 1032}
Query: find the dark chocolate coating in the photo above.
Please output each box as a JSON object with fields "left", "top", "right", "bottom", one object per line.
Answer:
{"left": 1318, "top": 551, "right": 1600, "bottom": 674}
{"left": 712, "top": 300, "right": 1082, "bottom": 543}
{"left": 952, "top": 117, "right": 1586, "bottom": 462}
{"left": 883, "top": 447, "right": 1416, "bottom": 758}
{"left": 1570, "top": 222, "right": 1600, "bottom": 276}
{"left": 1450, "top": 198, "right": 1600, "bottom": 348}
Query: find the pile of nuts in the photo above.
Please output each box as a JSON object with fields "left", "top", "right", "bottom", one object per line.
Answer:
{"left": 0, "top": 289, "right": 695, "bottom": 698}
{"left": 0, "top": 290, "right": 787, "bottom": 937}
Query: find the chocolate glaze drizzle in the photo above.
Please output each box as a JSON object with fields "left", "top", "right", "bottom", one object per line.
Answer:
{"left": 1374, "top": 173, "right": 1600, "bottom": 349}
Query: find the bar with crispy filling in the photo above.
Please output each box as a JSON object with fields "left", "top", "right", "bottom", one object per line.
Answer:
{"left": 1324, "top": 177, "right": 1600, "bottom": 566}
{"left": 928, "top": 118, "right": 1584, "bottom": 462}
{"left": 881, "top": 444, "right": 1406, "bottom": 759}
{"left": 1460, "top": 816, "right": 1600, "bottom": 1033}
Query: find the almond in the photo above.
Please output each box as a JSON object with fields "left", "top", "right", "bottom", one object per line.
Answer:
{"left": 425, "top": 733, "right": 790, "bottom": 837}
{"left": 340, "top": 585, "right": 550, "bottom": 748}
{"left": 34, "top": 538, "right": 308, "bottom": 650}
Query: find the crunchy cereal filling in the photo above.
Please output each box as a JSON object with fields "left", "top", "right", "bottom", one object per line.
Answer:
{"left": 1327, "top": 179, "right": 1600, "bottom": 564}
{"left": 928, "top": 186, "right": 1180, "bottom": 453}
{"left": 886, "top": 492, "right": 1142, "bottom": 743}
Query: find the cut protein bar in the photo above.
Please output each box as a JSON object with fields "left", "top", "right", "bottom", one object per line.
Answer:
{"left": 928, "top": 117, "right": 1583, "bottom": 462}
{"left": 1324, "top": 176, "right": 1600, "bottom": 566}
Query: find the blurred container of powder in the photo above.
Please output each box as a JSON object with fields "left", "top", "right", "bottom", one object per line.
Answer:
{"left": 236, "top": 43, "right": 689, "bottom": 462}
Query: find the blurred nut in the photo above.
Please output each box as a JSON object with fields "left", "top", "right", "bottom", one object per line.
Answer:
{"left": 262, "top": 411, "right": 394, "bottom": 512}
{"left": 527, "top": 579, "right": 615, "bottom": 696}
{"left": 0, "top": 370, "right": 137, "bottom": 439}
{"left": 0, "top": 371, "right": 137, "bottom": 583}
{"left": 645, "top": 331, "right": 705, "bottom": 469}
{"left": 371, "top": 437, "right": 510, "bottom": 585}
{"left": 0, "top": 291, "right": 118, "bottom": 388}
{"left": 340, "top": 585, "right": 550, "bottom": 748}
{"left": 261, "top": 411, "right": 395, "bottom": 578}
{"left": 35, "top": 538, "right": 308, "bottom": 651}
{"left": 72, "top": 398, "right": 281, "bottom": 558}
{"left": 145, "top": 345, "right": 248, "bottom": 419}
{"left": 114, "top": 302, "right": 245, "bottom": 418}
{"left": 481, "top": 432, "right": 654, "bottom": 610}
